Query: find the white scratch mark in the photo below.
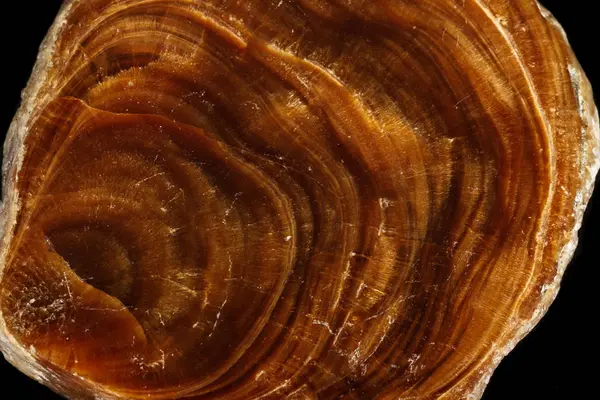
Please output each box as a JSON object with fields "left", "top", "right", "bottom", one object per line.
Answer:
{"left": 379, "top": 198, "right": 391, "bottom": 209}
{"left": 312, "top": 319, "right": 334, "bottom": 335}
{"left": 161, "top": 189, "right": 184, "bottom": 212}
{"left": 356, "top": 282, "right": 368, "bottom": 298}
{"left": 407, "top": 353, "right": 421, "bottom": 374}
{"left": 168, "top": 226, "right": 185, "bottom": 235}
{"left": 157, "top": 312, "right": 165, "bottom": 327}
{"left": 207, "top": 298, "right": 228, "bottom": 339}
{"left": 454, "top": 93, "right": 474, "bottom": 108}
{"left": 63, "top": 272, "right": 72, "bottom": 301}
{"left": 135, "top": 172, "right": 165, "bottom": 187}
{"left": 222, "top": 192, "right": 243, "bottom": 224}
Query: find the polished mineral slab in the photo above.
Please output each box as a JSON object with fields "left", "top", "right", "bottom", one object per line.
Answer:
{"left": 0, "top": 0, "right": 598, "bottom": 399}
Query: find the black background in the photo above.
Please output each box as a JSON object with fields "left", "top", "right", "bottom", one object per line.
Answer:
{"left": 0, "top": 1, "right": 597, "bottom": 399}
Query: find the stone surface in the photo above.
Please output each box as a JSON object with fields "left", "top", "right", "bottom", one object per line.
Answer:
{"left": 0, "top": 1, "right": 598, "bottom": 399}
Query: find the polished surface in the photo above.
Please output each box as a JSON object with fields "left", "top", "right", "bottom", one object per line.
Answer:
{"left": 0, "top": 1, "right": 598, "bottom": 399}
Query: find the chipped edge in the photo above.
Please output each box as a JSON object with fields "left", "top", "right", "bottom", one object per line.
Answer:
{"left": 0, "top": 0, "right": 74, "bottom": 359}
{"left": 465, "top": 4, "right": 600, "bottom": 400}
{"left": 0, "top": 1, "right": 122, "bottom": 399}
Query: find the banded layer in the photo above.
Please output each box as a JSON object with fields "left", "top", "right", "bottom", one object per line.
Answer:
{"left": 0, "top": 1, "right": 598, "bottom": 399}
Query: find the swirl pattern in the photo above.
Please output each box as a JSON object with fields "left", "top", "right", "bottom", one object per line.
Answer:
{"left": 0, "top": 1, "right": 598, "bottom": 399}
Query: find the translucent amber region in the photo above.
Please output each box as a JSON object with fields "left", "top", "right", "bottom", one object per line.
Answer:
{"left": 0, "top": 1, "right": 598, "bottom": 399}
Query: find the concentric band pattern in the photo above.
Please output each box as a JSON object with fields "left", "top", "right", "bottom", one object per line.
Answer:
{"left": 0, "top": 1, "right": 597, "bottom": 399}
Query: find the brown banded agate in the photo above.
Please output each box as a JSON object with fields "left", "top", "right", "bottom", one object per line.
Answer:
{"left": 0, "top": 1, "right": 598, "bottom": 399}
